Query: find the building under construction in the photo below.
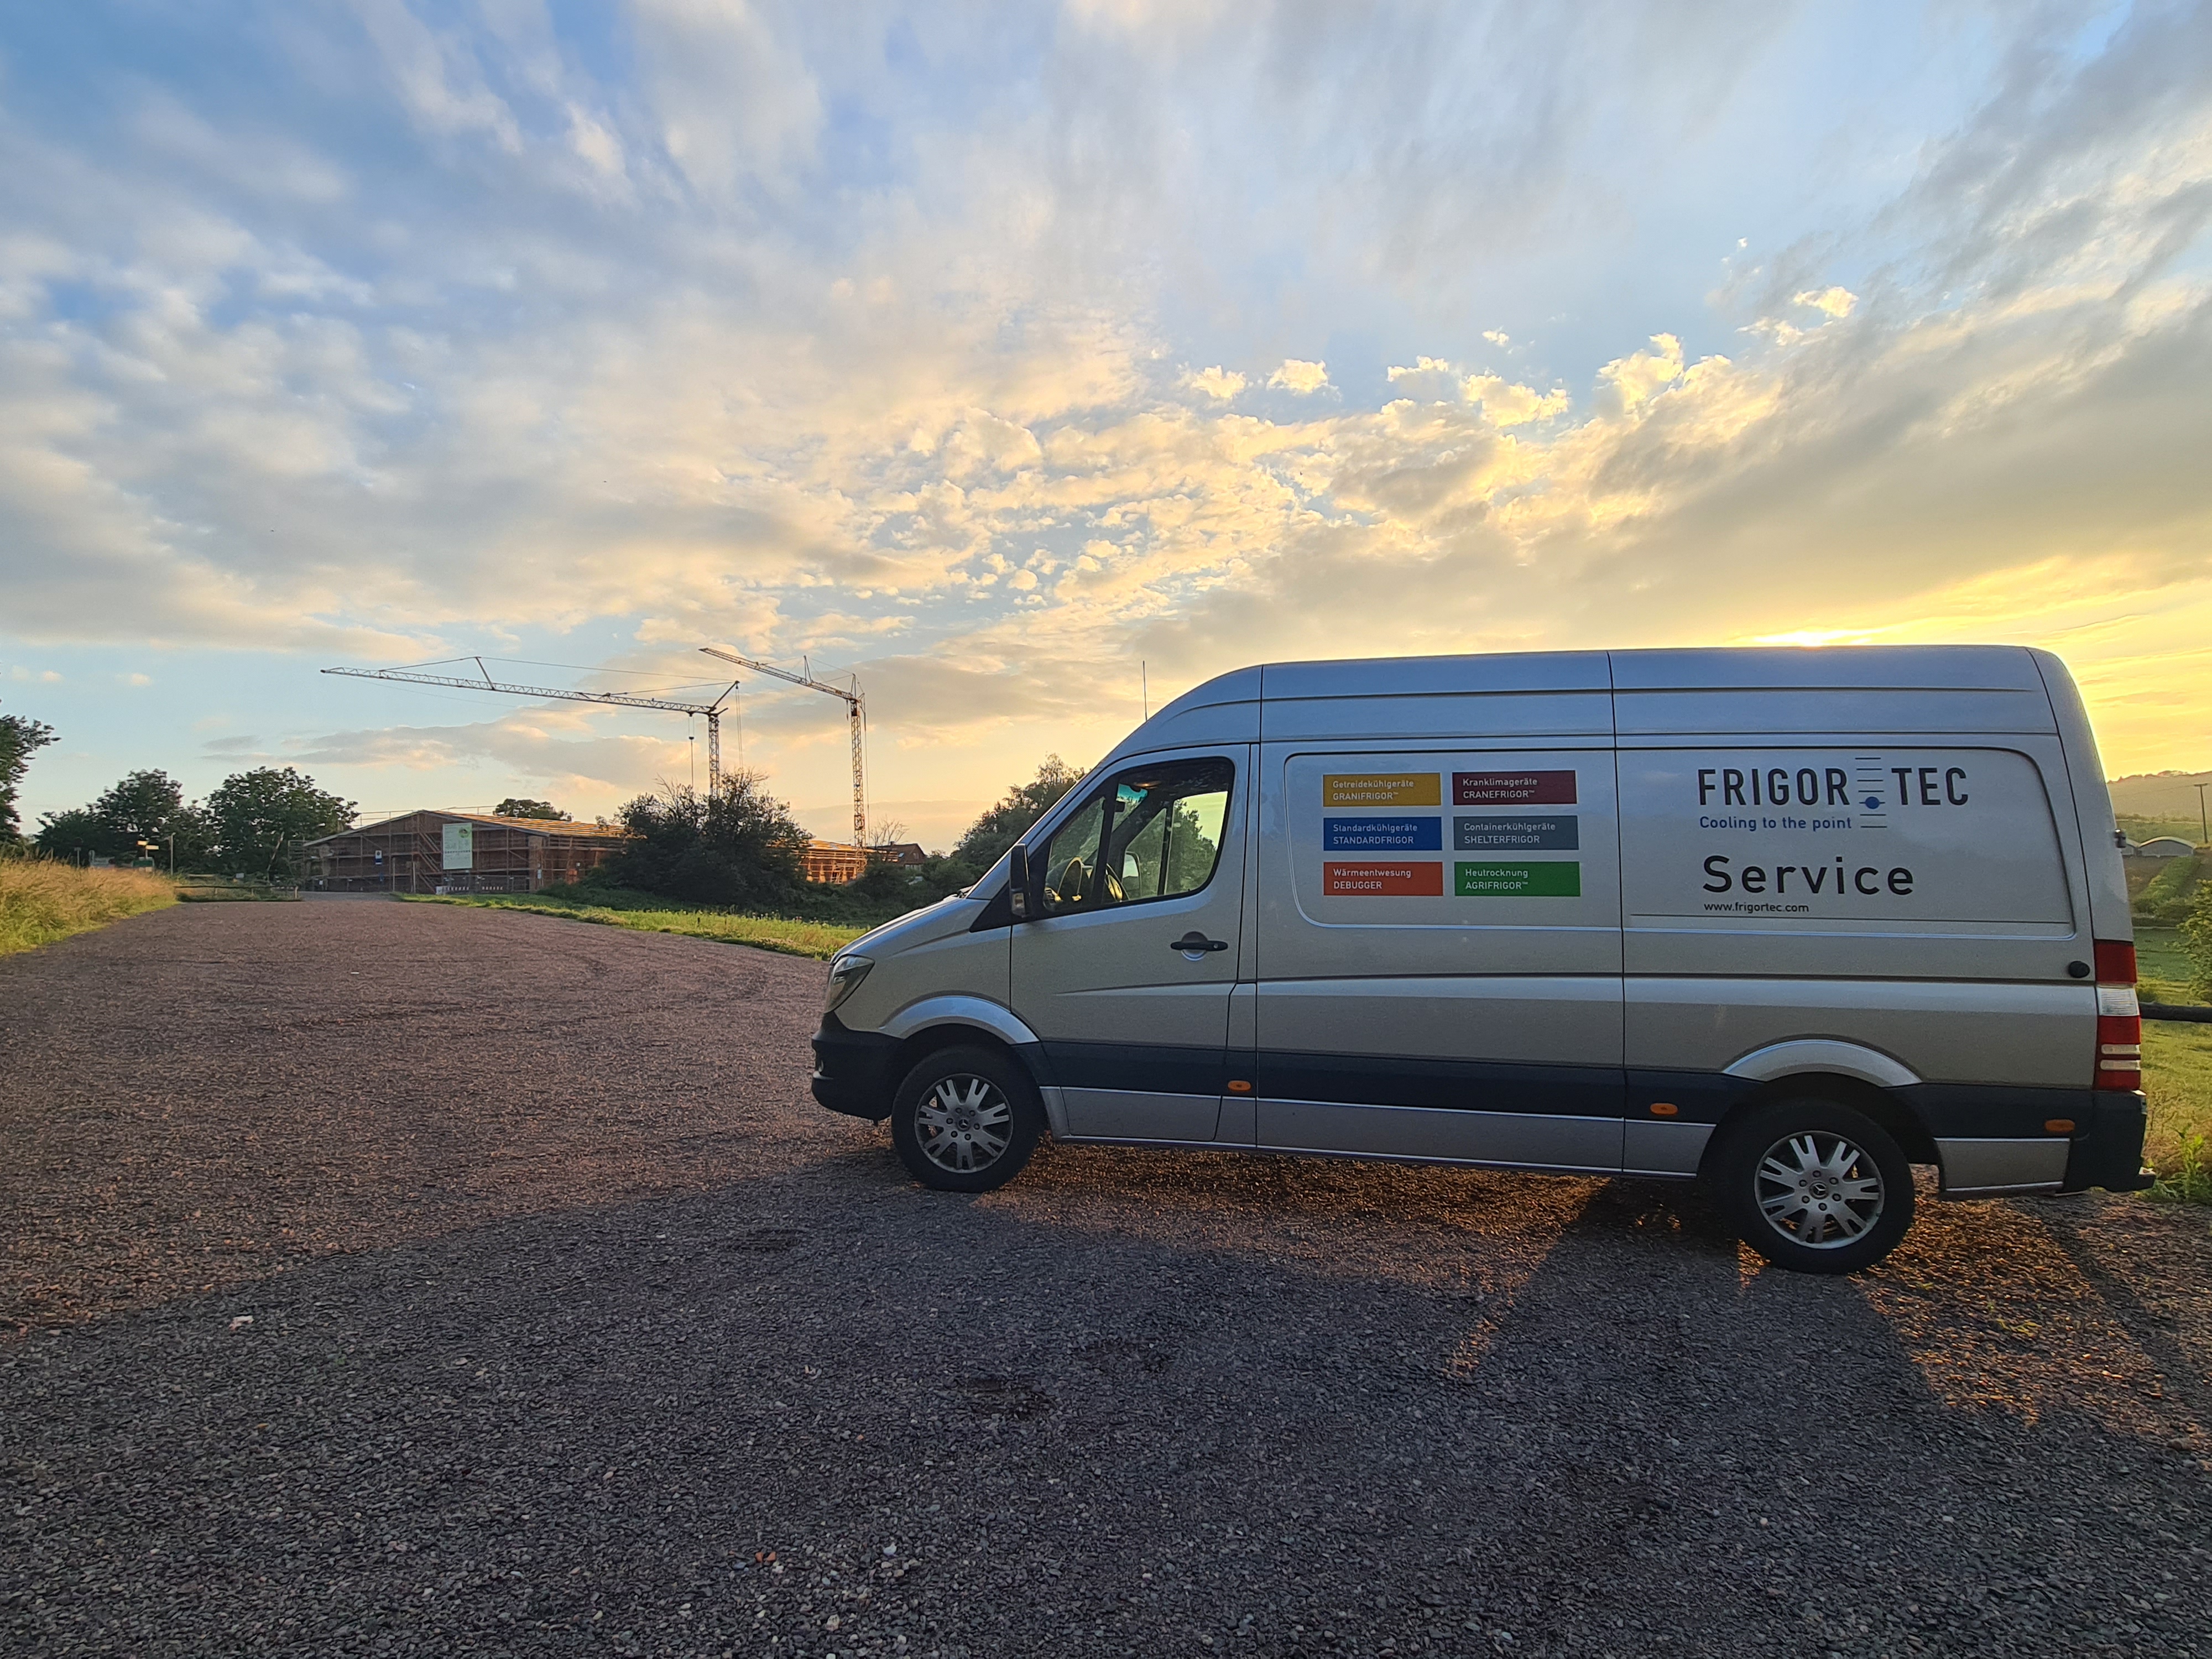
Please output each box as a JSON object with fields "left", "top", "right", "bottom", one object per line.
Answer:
{"left": 306, "top": 809, "right": 875, "bottom": 893}
{"left": 304, "top": 811, "right": 633, "bottom": 895}
{"left": 800, "top": 840, "right": 870, "bottom": 884}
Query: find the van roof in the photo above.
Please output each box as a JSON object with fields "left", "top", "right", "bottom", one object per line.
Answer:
{"left": 1111, "top": 644, "right": 2062, "bottom": 757}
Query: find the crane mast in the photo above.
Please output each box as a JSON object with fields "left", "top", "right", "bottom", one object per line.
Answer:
{"left": 322, "top": 664, "right": 740, "bottom": 790}
{"left": 699, "top": 646, "right": 866, "bottom": 847}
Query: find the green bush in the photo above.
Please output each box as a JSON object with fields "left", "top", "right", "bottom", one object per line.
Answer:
{"left": 2181, "top": 880, "right": 2212, "bottom": 1000}
{"left": 2143, "top": 853, "right": 2204, "bottom": 926}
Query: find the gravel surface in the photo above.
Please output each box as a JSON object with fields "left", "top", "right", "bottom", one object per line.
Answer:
{"left": 4, "top": 898, "right": 2210, "bottom": 1657}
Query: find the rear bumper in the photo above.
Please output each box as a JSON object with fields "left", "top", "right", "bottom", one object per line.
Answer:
{"left": 2059, "top": 1092, "right": 2153, "bottom": 1193}
{"left": 810, "top": 1012, "right": 903, "bottom": 1120}
{"left": 1902, "top": 1084, "right": 2151, "bottom": 1196}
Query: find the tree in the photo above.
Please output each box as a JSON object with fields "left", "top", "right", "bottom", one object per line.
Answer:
{"left": 31, "top": 807, "right": 102, "bottom": 863}
{"left": 35, "top": 768, "right": 212, "bottom": 865}
{"left": 605, "top": 771, "right": 812, "bottom": 907}
{"left": 0, "top": 711, "right": 57, "bottom": 841}
{"left": 952, "top": 755, "right": 1088, "bottom": 870}
{"left": 494, "top": 798, "right": 568, "bottom": 820}
{"left": 206, "top": 766, "right": 356, "bottom": 877}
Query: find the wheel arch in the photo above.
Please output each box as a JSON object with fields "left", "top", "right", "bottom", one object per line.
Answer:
{"left": 1699, "top": 1070, "right": 1939, "bottom": 1180}
{"left": 881, "top": 1018, "right": 1060, "bottom": 1134}
{"left": 896, "top": 1019, "right": 1014, "bottom": 1067}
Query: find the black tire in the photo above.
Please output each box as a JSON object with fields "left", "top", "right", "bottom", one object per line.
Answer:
{"left": 1709, "top": 1097, "right": 1914, "bottom": 1275}
{"left": 889, "top": 1044, "right": 1045, "bottom": 1193}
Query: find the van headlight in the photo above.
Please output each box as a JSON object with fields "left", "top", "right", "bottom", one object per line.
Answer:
{"left": 824, "top": 954, "right": 874, "bottom": 1015}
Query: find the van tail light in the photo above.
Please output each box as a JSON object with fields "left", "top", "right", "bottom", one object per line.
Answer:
{"left": 2093, "top": 937, "right": 2141, "bottom": 1091}
{"left": 2094, "top": 938, "right": 2137, "bottom": 985}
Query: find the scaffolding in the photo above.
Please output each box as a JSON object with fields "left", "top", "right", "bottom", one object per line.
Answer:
{"left": 304, "top": 811, "right": 632, "bottom": 894}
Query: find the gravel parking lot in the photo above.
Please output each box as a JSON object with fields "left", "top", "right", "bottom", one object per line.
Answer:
{"left": 4, "top": 898, "right": 2210, "bottom": 1658}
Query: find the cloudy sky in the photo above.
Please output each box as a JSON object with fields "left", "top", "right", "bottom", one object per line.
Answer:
{"left": 4, "top": 1, "right": 2209, "bottom": 848}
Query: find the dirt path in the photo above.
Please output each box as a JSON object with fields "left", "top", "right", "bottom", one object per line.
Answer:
{"left": 4, "top": 899, "right": 2208, "bottom": 1657}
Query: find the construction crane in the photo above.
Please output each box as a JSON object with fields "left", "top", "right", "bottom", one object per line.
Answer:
{"left": 700, "top": 645, "right": 865, "bottom": 847}
{"left": 322, "top": 659, "right": 743, "bottom": 789}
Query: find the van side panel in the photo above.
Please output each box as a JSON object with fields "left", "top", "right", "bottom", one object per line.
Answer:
{"left": 1616, "top": 737, "right": 2089, "bottom": 984}
{"left": 1253, "top": 737, "right": 1625, "bottom": 1171}
{"left": 1625, "top": 977, "right": 2092, "bottom": 1088}
{"left": 1616, "top": 725, "right": 2094, "bottom": 1120}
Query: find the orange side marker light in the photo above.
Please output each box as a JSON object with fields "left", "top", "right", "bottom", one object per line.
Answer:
{"left": 1649, "top": 1102, "right": 1679, "bottom": 1117}
{"left": 2044, "top": 1118, "right": 2075, "bottom": 1134}
{"left": 1226, "top": 1079, "right": 1253, "bottom": 1094}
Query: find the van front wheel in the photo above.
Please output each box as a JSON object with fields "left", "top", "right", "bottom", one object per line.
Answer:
{"left": 890, "top": 1045, "right": 1044, "bottom": 1193}
{"left": 1710, "top": 1098, "right": 1913, "bottom": 1275}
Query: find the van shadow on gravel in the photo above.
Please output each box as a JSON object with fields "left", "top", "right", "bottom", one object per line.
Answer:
{"left": 6, "top": 1147, "right": 2208, "bottom": 1659}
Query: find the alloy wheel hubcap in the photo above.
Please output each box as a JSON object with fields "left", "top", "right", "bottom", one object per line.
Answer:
{"left": 915, "top": 1075, "right": 1013, "bottom": 1173}
{"left": 1754, "top": 1130, "right": 1885, "bottom": 1249}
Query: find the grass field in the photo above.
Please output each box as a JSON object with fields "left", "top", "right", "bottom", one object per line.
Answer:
{"left": 0, "top": 858, "right": 176, "bottom": 956}
{"left": 2135, "top": 926, "right": 2202, "bottom": 1005}
{"left": 2144, "top": 1020, "right": 2212, "bottom": 1203}
{"left": 401, "top": 892, "right": 870, "bottom": 961}
{"left": 176, "top": 878, "right": 301, "bottom": 902}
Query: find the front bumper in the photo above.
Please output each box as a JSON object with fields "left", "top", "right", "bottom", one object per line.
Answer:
{"left": 810, "top": 1011, "right": 903, "bottom": 1120}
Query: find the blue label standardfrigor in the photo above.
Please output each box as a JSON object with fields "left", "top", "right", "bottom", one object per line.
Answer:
{"left": 1454, "top": 815, "right": 1579, "bottom": 851}
{"left": 1323, "top": 815, "right": 1442, "bottom": 852}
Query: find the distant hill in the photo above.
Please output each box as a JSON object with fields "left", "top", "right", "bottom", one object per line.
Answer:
{"left": 2109, "top": 770, "right": 2212, "bottom": 817}
{"left": 2109, "top": 769, "right": 2209, "bottom": 843}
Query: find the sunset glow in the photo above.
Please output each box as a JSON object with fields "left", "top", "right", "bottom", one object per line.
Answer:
{"left": 4, "top": 3, "right": 2206, "bottom": 845}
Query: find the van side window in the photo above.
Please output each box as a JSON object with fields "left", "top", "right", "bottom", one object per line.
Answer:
{"left": 1037, "top": 757, "right": 1234, "bottom": 915}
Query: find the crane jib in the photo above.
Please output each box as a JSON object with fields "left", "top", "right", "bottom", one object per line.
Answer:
{"left": 698, "top": 645, "right": 868, "bottom": 848}
{"left": 320, "top": 665, "right": 738, "bottom": 791}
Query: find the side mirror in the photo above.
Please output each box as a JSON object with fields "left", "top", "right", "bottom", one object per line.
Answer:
{"left": 1008, "top": 844, "right": 1031, "bottom": 919}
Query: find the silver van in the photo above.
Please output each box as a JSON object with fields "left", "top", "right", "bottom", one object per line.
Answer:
{"left": 810, "top": 646, "right": 2150, "bottom": 1272}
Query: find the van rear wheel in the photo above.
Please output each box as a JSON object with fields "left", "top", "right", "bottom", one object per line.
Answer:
{"left": 1710, "top": 1098, "right": 1913, "bottom": 1275}
{"left": 890, "top": 1045, "right": 1044, "bottom": 1193}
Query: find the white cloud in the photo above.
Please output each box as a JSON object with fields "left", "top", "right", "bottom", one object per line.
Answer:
{"left": 1384, "top": 356, "right": 1459, "bottom": 400}
{"left": 1268, "top": 358, "right": 1331, "bottom": 394}
{"left": 1597, "top": 333, "right": 1687, "bottom": 414}
{"left": 1460, "top": 374, "right": 1567, "bottom": 427}
{"left": 1182, "top": 366, "right": 1246, "bottom": 401}
{"left": 1794, "top": 285, "right": 1858, "bottom": 319}
{"left": 349, "top": 1, "right": 523, "bottom": 154}
{"left": 632, "top": 0, "right": 821, "bottom": 197}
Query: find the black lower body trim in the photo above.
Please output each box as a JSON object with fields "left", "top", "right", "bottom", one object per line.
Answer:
{"left": 1625, "top": 1070, "right": 1759, "bottom": 1125}
{"left": 1259, "top": 1050, "right": 1624, "bottom": 1117}
{"left": 1038, "top": 1041, "right": 1227, "bottom": 1097}
{"left": 810, "top": 1012, "right": 904, "bottom": 1120}
{"left": 993, "top": 1040, "right": 2152, "bottom": 1192}
{"left": 1904, "top": 1083, "right": 2115, "bottom": 1141}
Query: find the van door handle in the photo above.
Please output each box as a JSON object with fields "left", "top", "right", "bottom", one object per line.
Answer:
{"left": 1170, "top": 931, "right": 1230, "bottom": 954}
